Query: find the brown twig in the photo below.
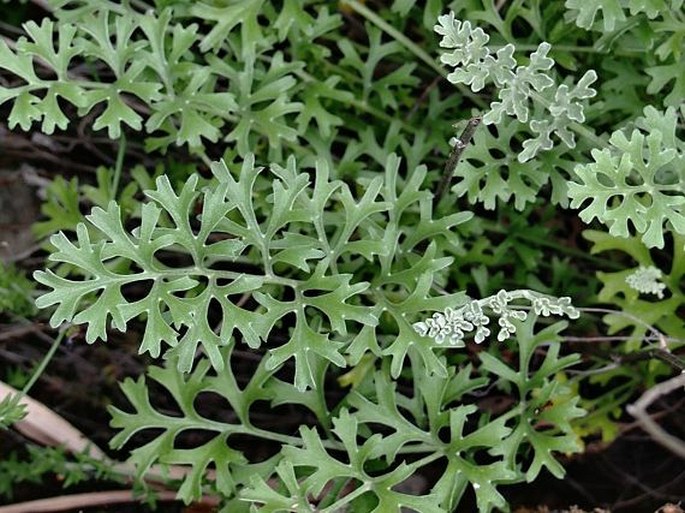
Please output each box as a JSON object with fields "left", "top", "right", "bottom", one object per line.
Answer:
{"left": 626, "top": 373, "right": 685, "bottom": 459}
{"left": 433, "top": 117, "right": 481, "bottom": 205}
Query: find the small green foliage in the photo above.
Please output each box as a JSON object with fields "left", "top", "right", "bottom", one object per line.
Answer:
{"left": 9, "top": 0, "right": 684, "bottom": 511}
{"left": 0, "top": 445, "right": 126, "bottom": 500}
{"left": 0, "top": 263, "right": 35, "bottom": 317}
{"left": 0, "top": 394, "right": 27, "bottom": 430}
{"left": 584, "top": 230, "right": 685, "bottom": 349}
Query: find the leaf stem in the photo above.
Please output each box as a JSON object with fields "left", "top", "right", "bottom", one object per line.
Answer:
{"left": 236, "top": 424, "right": 345, "bottom": 449}
{"left": 166, "top": 267, "right": 299, "bottom": 289}
{"left": 318, "top": 478, "right": 352, "bottom": 509}
{"left": 111, "top": 132, "right": 126, "bottom": 201}
{"left": 19, "top": 328, "right": 65, "bottom": 398}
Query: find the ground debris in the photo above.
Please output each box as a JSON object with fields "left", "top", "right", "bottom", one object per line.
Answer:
{"left": 513, "top": 505, "right": 610, "bottom": 513}
{"left": 514, "top": 505, "right": 684, "bottom": 513}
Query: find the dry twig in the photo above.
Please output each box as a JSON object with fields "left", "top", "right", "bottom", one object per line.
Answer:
{"left": 627, "top": 373, "right": 685, "bottom": 459}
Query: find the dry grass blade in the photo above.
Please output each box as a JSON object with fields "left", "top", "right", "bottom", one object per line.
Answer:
{"left": 0, "top": 380, "right": 105, "bottom": 459}
{"left": 0, "top": 490, "right": 180, "bottom": 513}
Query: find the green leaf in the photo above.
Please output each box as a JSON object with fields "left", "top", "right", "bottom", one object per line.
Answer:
{"left": 109, "top": 357, "right": 272, "bottom": 504}
{"left": 283, "top": 409, "right": 443, "bottom": 513}
{"left": 241, "top": 460, "right": 316, "bottom": 512}
{"left": 8, "top": 91, "right": 43, "bottom": 131}
{"left": 434, "top": 454, "right": 516, "bottom": 512}
{"left": 33, "top": 176, "right": 83, "bottom": 238}
{"left": 646, "top": 58, "right": 685, "bottom": 107}
{"left": 565, "top": 0, "right": 626, "bottom": 31}
{"left": 18, "top": 19, "right": 79, "bottom": 78}
{"left": 210, "top": 53, "right": 302, "bottom": 156}
{"left": 190, "top": 0, "right": 268, "bottom": 57}
{"left": 265, "top": 315, "right": 345, "bottom": 392}
{"left": 569, "top": 128, "right": 685, "bottom": 248}
{"left": 338, "top": 25, "right": 418, "bottom": 108}
{"left": 88, "top": 86, "right": 145, "bottom": 138}
{"left": 296, "top": 75, "right": 354, "bottom": 138}
{"left": 348, "top": 373, "right": 434, "bottom": 460}
{"left": 0, "top": 38, "right": 39, "bottom": 82}
{"left": 451, "top": 118, "right": 549, "bottom": 210}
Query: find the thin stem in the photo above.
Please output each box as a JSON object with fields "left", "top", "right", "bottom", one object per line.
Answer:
{"left": 319, "top": 451, "right": 444, "bottom": 512}
{"left": 579, "top": 307, "right": 668, "bottom": 349}
{"left": 562, "top": 335, "right": 685, "bottom": 345}
{"left": 619, "top": 349, "right": 685, "bottom": 372}
{"left": 161, "top": 267, "right": 299, "bottom": 289}
{"left": 318, "top": 478, "right": 352, "bottom": 509}
{"left": 111, "top": 132, "right": 126, "bottom": 201}
{"left": 20, "top": 328, "right": 65, "bottom": 398}
{"left": 434, "top": 116, "right": 481, "bottom": 204}
{"left": 410, "top": 451, "right": 444, "bottom": 468}
{"left": 492, "top": 43, "right": 644, "bottom": 55}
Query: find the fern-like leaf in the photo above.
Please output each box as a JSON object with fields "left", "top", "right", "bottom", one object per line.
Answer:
{"left": 568, "top": 124, "right": 685, "bottom": 248}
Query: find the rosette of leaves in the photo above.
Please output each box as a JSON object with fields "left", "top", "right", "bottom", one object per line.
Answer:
{"left": 242, "top": 318, "right": 584, "bottom": 512}
{"left": 110, "top": 321, "right": 584, "bottom": 511}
